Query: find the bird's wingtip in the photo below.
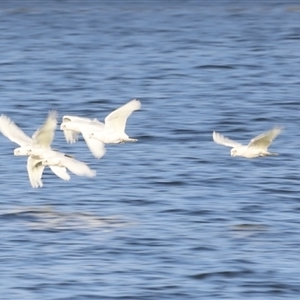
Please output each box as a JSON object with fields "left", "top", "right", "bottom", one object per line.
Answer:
{"left": 48, "top": 110, "right": 58, "bottom": 119}
{"left": 275, "top": 125, "right": 284, "bottom": 132}
{"left": 130, "top": 99, "right": 142, "bottom": 110}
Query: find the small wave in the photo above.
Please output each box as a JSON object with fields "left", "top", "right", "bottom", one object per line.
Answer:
{"left": 154, "top": 180, "right": 187, "bottom": 186}
{"left": 231, "top": 223, "right": 268, "bottom": 231}
{"left": 190, "top": 269, "right": 253, "bottom": 280}
{"left": 195, "top": 64, "right": 236, "bottom": 70}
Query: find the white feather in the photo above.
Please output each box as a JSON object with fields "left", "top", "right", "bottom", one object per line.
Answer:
{"left": 247, "top": 127, "right": 282, "bottom": 150}
{"left": 27, "top": 156, "right": 44, "bottom": 188}
{"left": 32, "top": 110, "right": 57, "bottom": 147}
{"left": 49, "top": 166, "right": 71, "bottom": 181}
{"left": 104, "top": 99, "right": 141, "bottom": 135}
{"left": 81, "top": 131, "right": 106, "bottom": 159}
{"left": 0, "top": 114, "right": 33, "bottom": 146}
{"left": 212, "top": 131, "right": 242, "bottom": 148}
{"left": 42, "top": 152, "right": 96, "bottom": 178}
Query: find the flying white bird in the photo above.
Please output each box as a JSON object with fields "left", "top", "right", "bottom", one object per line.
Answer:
{"left": 212, "top": 127, "right": 282, "bottom": 158}
{"left": 0, "top": 112, "right": 95, "bottom": 188}
{"left": 60, "top": 99, "right": 141, "bottom": 158}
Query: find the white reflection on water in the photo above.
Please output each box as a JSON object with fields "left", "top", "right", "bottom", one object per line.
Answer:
{"left": 3, "top": 206, "right": 134, "bottom": 231}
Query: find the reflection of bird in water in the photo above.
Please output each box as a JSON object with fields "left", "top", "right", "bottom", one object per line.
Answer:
{"left": 4, "top": 206, "right": 131, "bottom": 231}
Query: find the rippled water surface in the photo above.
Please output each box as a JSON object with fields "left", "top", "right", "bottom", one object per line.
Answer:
{"left": 1, "top": 1, "right": 300, "bottom": 299}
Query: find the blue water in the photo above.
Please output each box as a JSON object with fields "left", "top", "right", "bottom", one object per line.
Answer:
{"left": 1, "top": 1, "right": 300, "bottom": 299}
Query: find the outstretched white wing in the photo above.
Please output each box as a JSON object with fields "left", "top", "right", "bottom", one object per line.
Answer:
{"left": 81, "top": 131, "right": 106, "bottom": 159}
{"left": 32, "top": 110, "right": 57, "bottom": 147}
{"left": 58, "top": 155, "right": 96, "bottom": 178}
{"left": 248, "top": 127, "right": 282, "bottom": 150}
{"left": 43, "top": 152, "right": 96, "bottom": 178}
{"left": 49, "top": 166, "right": 70, "bottom": 181}
{"left": 212, "top": 131, "right": 243, "bottom": 148}
{"left": 0, "top": 114, "right": 32, "bottom": 146}
{"left": 104, "top": 99, "right": 141, "bottom": 133}
{"left": 27, "top": 156, "right": 44, "bottom": 188}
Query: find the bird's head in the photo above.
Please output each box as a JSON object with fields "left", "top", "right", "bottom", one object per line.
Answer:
{"left": 230, "top": 148, "right": 237, "bottom": 157}
{"left": 60, "top": 123, "right": 67, "bottom": 130}
{"left": 14, "top": 147, "right": 28, "bottom": 156}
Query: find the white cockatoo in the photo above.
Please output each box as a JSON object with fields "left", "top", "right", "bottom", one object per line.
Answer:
{"left": 60, "top": 99, "right": 141, "bottom": 158}
{"left": 212, "top": 127, "right": 282, "bottom": 158}
{"left": 0, "top": 112, "right": 95, "bottom": 187}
